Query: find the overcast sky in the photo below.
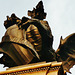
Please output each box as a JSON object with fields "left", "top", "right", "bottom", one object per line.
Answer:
{"left": 0, "top": 0, "right": 75, "bottom": 75}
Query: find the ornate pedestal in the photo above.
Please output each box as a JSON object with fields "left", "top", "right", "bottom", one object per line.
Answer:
{"left": 0, "top": 62, "right": 66, "bottom": 75}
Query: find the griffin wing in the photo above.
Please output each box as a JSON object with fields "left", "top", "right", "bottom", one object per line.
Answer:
{"left": 56, "top": 33, "right": 75, "bottom": 73}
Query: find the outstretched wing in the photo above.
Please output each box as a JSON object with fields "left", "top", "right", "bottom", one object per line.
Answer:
{"left": 56, "top": 33, "right": 75, "bottom": 73}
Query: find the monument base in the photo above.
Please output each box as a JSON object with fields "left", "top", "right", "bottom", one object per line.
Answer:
{"left": 0, "top": 61, "right": 66, "bottom": 75}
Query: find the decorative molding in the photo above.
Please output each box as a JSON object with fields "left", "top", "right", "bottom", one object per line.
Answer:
{"left": 0, "top": 62, "right": 66, "bottom": 75}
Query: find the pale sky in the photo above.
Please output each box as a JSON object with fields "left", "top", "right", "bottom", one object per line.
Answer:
{"left": 0, "top": 0, "right": 75, "bottom": 75}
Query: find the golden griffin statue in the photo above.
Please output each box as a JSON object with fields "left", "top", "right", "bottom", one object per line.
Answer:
{"left": 0, "top": 1, "right": 75, "bottom": 74}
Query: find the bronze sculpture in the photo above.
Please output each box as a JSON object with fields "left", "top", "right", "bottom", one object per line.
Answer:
{"left": 0, "top": 1, "right": 75, "bottom": 73}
